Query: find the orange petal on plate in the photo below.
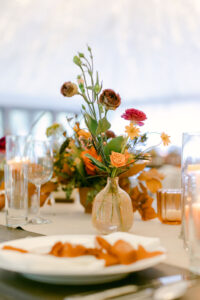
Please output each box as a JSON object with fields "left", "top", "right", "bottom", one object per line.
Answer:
{"left": 49, "top": 241, "right": 63, "bottom": 256}
{"left": 111, "top": 240, "right": 137, "bottom": 264}
{"left": 2, "top": 245, "right": 28, "bottom": 253}
{"left": 137, "top": 245, "right": 163, "bottom": 260}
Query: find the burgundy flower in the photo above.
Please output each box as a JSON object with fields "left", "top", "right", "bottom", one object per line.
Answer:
{"left": 106, "top": 130, "right": 116, "bottom": 139}
{"left": 121, "top": 108, "right": 147, "bottom": 126}
{"left": 0, "top": 136, "right": 5, "bottom": 152}
{"left": 99, "top": 89, "right": 121, "bottom": 110}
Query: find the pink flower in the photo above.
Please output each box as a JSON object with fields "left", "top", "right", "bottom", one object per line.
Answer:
{"left": 121, "top": 108, "right": 147, "bottom": 126}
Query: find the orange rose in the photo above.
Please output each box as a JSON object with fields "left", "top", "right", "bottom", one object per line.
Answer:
{"left": 110, "top": 151, "right": 129, "bottom": 168}
{"left": 81, "top": 147, "right": 102, "bottom": 175}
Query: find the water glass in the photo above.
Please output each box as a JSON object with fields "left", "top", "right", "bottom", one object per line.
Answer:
{"left": 4, "top": 163, "right": 28, "bottom": 227}
{"left": 185, "top": 171, "right": 200, "bottom": 274}
{"left": 181, "top": 133, "right": 200, "bottom": 248}
{"left": 6, "top": 135, "right": 28, "bottom": 161}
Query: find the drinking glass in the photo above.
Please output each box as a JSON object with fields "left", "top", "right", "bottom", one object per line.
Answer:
{"left": 4, "top": 163, "right": 28, "bottom": 227}
{"left": 5, "top": 135, "right": 29, "bottom": 227}
{"left": 181, "top": 133, "right": 200, "bottom": 248}
{"left": 24, "top": 139, "right": 53, "bottom": 224}
{"left": 185, "top": 172, "right": 200, "bottom": 274}
{"left": 6, "top": 135, "right": 27, "bottom": 161}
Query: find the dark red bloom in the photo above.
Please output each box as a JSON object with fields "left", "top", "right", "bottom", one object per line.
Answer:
{"left": 121, "top": 108, "right": 147, "bottom": 126}
{"left": 0, "top": 136, "right": 5, "bottom": 152}
{"left": 106, "top": 130, "right": 116, "bottom": 139}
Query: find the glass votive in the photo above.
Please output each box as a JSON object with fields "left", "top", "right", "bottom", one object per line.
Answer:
{"left": 183, "top": 171, "right": 200, "bottom": 274}
{"left": 181, "top": 133, "right": 200, "bottom": 248}
{"left": 157, "top": 189, "right": 182, "bottom": 225}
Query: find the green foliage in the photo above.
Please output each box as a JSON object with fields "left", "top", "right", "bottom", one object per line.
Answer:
{"left": 46, "top": 123, "right": 61, "bottom": 137}
{"left": 84, "top": 113, "right": 98, "bottom": 136}
{"left": 85, "top": 154, "right": 108, "bottom": 172}
{"left": 73, "top": 56, "right": 82, "bottom": 66}
{"left": 78, "top": 52, "right": 84, "bottom": 58}
{"left": 104, "top": 136, "right": 125, "bottom": 156}
{"left": 59, "top": 138, "right": 70, "bottom": 154}
{"left": 96, "top": 117, "right": 111, "bottom": 135}
{"left": 87, "top": 45, "right": 92, "bottom": 52}
{"left": 63, "top": 181, "right": 75, "bottom": 201}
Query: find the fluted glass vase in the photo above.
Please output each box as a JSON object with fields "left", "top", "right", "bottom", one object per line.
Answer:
{"left": 92, "top": 177, "right": 134, "bottom": 234}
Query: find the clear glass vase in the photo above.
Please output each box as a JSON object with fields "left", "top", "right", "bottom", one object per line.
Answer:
{"left": 92, "top": 177, "right": 134, "bottom": 234}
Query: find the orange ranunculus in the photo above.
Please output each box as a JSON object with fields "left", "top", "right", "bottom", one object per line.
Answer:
{"left": 81, "top": 147, "right": 102, "bottom": 175}
{"left": 110, "top": 151, "right": 129, "bottom": 168}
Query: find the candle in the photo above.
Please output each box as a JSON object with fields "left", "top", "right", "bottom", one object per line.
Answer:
{"left": 165, "top": 209, "right": 181, "bottom": 221}
{"left": 157, "top": 189, "right": 182, "bottom": 224}
{"left": 7, "top": 157, "right": 29, "bottom": 170}
{"left": 191, "top": 203, "right": 200, "bottom": 238}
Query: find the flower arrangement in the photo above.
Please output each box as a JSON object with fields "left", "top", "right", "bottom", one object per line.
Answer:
{"left": 60, "top": 47, "right": 170, "bottom": 176}
{"left": 48, "top": 120, "right": 107, "bottom": 207}
{"left": 52, "top": 46, "right": 170, "bottom": 223}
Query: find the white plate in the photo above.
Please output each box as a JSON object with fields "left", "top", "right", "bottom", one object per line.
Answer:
{"left": 0, "top": 232, "right": 166, "bottom": 285}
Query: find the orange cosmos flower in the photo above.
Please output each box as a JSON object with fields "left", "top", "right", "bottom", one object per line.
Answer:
{"left": 81, "top": 147, "right": 102, "bottom": 175}
{"left": 161, "top": 132, "right": 170, "bottom": 146}
{"left": 125, "top": 123, "right": 140, "bottom": 140}
{"left": 110, "top": 151, "right": 129, "bottom": 168}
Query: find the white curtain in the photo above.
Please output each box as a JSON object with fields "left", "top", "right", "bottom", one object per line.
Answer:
{"left": 0, "top": 0, "right": 200, "bottom": 111}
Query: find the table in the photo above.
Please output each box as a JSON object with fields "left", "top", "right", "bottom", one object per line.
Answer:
{"left": 0, "top": 202, "right": 199, "bottom": 299}
{"left": 24, "top": 202, "right": 189, "bottom": 269}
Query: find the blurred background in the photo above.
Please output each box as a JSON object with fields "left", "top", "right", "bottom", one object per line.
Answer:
{"left": 1, "top": 0, "right": 200, "bottom": 167}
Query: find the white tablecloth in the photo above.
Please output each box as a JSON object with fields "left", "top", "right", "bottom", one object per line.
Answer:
{"left": 0, "top": 202, "right": 189, "bottom": 270}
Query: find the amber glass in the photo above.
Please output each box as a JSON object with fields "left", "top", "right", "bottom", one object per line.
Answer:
{"left": 92, "top": 177, "right": 134, "bottom": 234}
{"left": 157, "top": 189, "right": 182, "bottom": 224}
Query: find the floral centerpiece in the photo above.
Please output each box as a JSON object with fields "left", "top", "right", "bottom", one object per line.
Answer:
{"left": 47, "top": 120, "right": 107, "bottom": 212}
{"left": 56, "top": 46, "right": 170, "bottom": 233}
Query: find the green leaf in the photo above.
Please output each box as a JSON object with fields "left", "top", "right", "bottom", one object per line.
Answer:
{"left": 75, "top": 160, "right": 85, "bottom": 177}
{"left": 78, "top": 52, "right": 84, "bottom": 58}
{"left": 73, "top": 56, "right": 81, "bottom": 66}
{"left": 82, "top": 104, "right": 86, "bottom": 110}
{"left": 96, "top": 117, "right": 111, "bottom": 135}
{"left": 84, "top": 113, "right": 98, "bottom": 135}
{"left": 87, "top": 45, "right": 92, "bottom": 52}
{"left": 94, "top": 84, "right": 101, "bottom": 94}
{"left": 96, "top": 71, "right": 99, "bottom": 86}
{"left": 59, "top": 138, "right": 70, "bottom": 154}
{"left": 104, "top": 136, "right": 125, "bottom": 156}
{"left": 85, "top": 154, "right": 108, "bottom": 172}
{"left": 99, "top": 104, "right": 104, "bottom": 114}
